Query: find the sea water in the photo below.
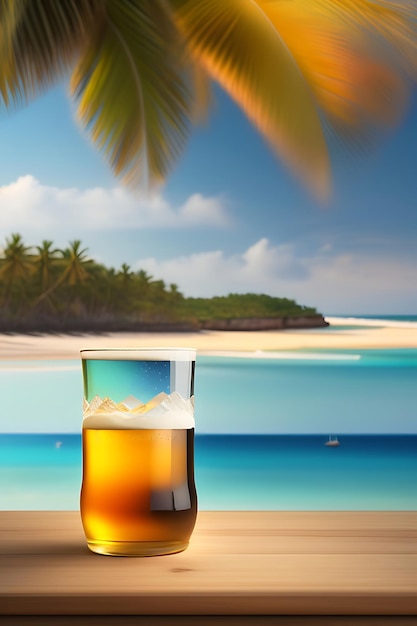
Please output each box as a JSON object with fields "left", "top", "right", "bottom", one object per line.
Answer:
{"left": 0, "top": 434, "right": 416, "bottom": 510}
{"left": 0, "top": 318, "right": 416, "bottom": 511}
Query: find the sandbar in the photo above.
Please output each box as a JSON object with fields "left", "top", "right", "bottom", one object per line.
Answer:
{"left": 0, "top": 317, "right": 416, "bottom": 361}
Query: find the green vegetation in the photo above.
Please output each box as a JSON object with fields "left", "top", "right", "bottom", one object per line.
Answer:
{"left": 0, "top": 234, "right": 321, "bottom": 332}
{"left": 183, "top": 294, "right": 317, "bottom": 321}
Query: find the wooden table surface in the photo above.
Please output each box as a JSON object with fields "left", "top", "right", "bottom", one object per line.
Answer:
{"left": 0, "top": 511, "right": 416, "bottom": 625}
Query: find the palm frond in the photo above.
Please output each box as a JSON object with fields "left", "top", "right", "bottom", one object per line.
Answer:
{"left": 172, "top": 0, "right": 334, "bottom": 199}
{"left": 1, "top": 0, "right": 100, "bottom": 106}
{"left": 70, "top": 0, "right": 194, "bottom": 188}
{"left": 189, "top": 59, "right": 212, "bottom": 124}
{"left": 0, "top": 0, "right": 24, "bottom": 104}
{"left": 310, "top": 0, "right": 417, "bottom": 78}
{"left": 173, "top": 0, "right": 417, "bottom": 198}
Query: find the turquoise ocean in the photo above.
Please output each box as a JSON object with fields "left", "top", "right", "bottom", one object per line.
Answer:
{"left": 1, "top": 315, "right": 416, "bottom": 511}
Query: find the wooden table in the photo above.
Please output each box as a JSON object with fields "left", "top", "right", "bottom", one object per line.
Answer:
{"left": 0, "top": 511, "right": 416, "bottom": 626}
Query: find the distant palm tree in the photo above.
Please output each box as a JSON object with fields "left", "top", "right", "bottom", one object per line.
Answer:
{"left": 35, "top": 240, "right": 60, "bottom": 289}
{"left": 170, "top": 283, "right": 180, "bottom": 295}
{"left": 0, "top": 233, "right": 34, "bottom": 310}
{"left": 97, "top": 265, "right": 118, "bottom": 316}
{"left": 113, "top": 263, "right": 133, "bottom": 314}
{"left": 33, "top": 240, "right": 61, "bottom": 311}
{"left": 60, "top": 240, "right": 92, "bottom": 287}
{"left": 168, "top": 283, "right": 184, "bottom": 315}
{"left": 33, "top": 240, "right": 93, "bottom": 308}
{"left": 137, "top": 269, "right": 153, "bottom": 285}
{"left": 1, "top": 1, "right": 416, "bottom": 198}
{"left": 119, "top": 263, "right": 133, "bottom": 284}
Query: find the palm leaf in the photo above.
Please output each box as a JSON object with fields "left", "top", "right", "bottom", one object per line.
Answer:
{"left": 70, "top": 0, "right": 195, "bottom": 188}
{"left": 0, "top": 0, "right": 24, "bottom": 104}
{"left": 257, "top": 1, "right": 410, "bottom": 129}
{"left": 172, "top": 0, "right": 417, "bottom": 198}
{"left": 0, "top": 0, "right": 99, "bottom": 106}
{"left": 172, "top": 0, "right": 333, "bottom": 199}
{"left": 310, "top": 0, "right": 417, "bottom": 77}
{"left": 299, "top": 0, "right": 417, "bottom": 122}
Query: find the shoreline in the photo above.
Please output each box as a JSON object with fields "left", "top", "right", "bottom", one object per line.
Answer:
{"left": 0, "top": 317, "right": 417, "bottom": 360}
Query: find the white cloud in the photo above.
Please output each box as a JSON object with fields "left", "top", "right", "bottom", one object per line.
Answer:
{"left": 135, "top": 238, "right": 417, "bottom": 313}
{"left": 178, "top": 193, "right": 227, "bottom": 227}
{"left": 0, "top": 175, "right": 230, "bottom": 232}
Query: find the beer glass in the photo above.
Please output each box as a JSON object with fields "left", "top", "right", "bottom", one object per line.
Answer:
{"left": 80, "top": 348, "right": 197, "bottom": 556}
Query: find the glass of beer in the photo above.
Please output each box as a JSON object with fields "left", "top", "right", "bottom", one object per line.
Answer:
{"left": 80, "top": 348, "right": 197, "bottom": 556}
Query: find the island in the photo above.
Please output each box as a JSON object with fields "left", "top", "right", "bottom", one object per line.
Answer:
{"left": 0, "top": 234, "right": 328, "bottom": 333}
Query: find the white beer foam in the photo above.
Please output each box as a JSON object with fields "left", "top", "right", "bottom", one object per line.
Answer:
{"left": 83, "top": 391, "right": 194, "bottom": 429}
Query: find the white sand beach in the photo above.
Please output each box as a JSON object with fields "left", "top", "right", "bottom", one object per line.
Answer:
{"left": 0, "top": 318, "right": 416, "bottom": 361}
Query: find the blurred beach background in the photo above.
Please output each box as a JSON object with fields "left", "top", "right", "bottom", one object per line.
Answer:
{"left": 1, "top": 3, "right": 416, "bottom": 512}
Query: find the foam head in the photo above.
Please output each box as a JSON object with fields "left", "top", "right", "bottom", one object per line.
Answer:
{"left": 83, "top": 391, "right": 195, "bottom": 429}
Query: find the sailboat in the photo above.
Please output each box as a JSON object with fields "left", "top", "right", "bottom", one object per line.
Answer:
{"left": 325, "top": 435, "right": 340, "bottom": 447}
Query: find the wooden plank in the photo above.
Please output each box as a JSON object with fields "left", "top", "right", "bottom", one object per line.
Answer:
{"left": 2, "top": 618, "right": 417, "bottom": 626}
{"left": 0, "top": 512, "right": 416, "bottom": 617}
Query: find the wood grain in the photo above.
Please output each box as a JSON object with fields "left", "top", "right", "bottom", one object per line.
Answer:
{"left": 2, "top": 618, "right": 417, "bottom": 626}
{"left": 0, "top": 511, "right": 416, "bottom": 619}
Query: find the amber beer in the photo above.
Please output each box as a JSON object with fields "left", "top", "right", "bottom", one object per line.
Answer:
{"left": 81, "top": 427, "right": 197, "bottom": 556}
{"left": 80, "top": 348, "right": 197, "bottom": 556}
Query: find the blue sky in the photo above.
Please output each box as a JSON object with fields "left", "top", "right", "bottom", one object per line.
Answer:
{"left": 0, "top": 82, "right": 416, "bottom": 315}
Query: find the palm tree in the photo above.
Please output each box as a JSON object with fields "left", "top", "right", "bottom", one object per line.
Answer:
{"left": 1, "top": 1, "right": 416, "bottom": 198}
{"left": 35, "top": 240, "right": 60, "bottom": 290}
{"left": 33, "top": 240, "right": 61, "bottom": 312}
{"left": 80, "top": 261, "right": 114, "bottom": 316}
{"left": 0, "top": 233, "right": 34, "bottom": 311}
{"left": 136, "top": 269, "right": 153, "bottom": 288}
{"left": 32, "top": 240, "right": 93, "bottom": 308}
{"left": 119, "top": 263, "right": 133, "bottom": 284}
{"left": 60, "top": 240, "right": 93, "bottom": 287}
{"left": 113, "top": 263, "right": 133, "bottom": 314}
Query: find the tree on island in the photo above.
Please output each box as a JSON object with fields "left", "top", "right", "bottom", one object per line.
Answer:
{"left": 33, "top": 241, "right": 93, "bottom": 310}
{"left": 1, "top": 1, "right": 416, "bottom": 199}
{"left": 33, "top": 240, "right": 61, "bottom": 313}
{"left": 0, "top": 234, "right": 34, "bottom": 313}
